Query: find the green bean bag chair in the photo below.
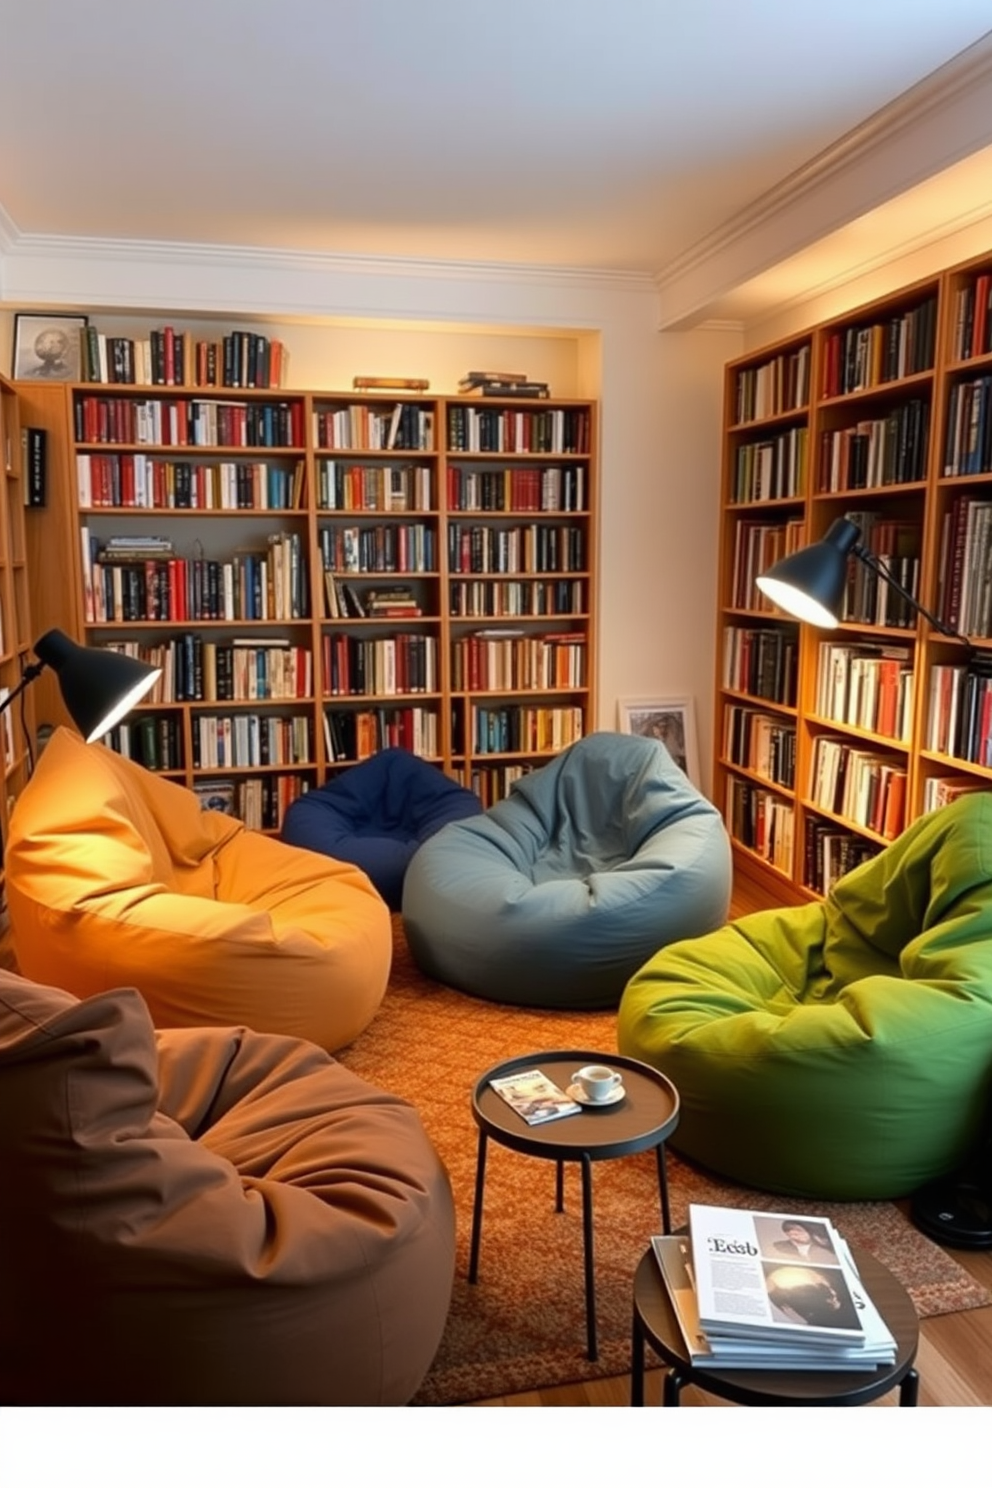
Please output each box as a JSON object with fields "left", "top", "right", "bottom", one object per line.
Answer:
{"left": 402, "top": 731, "right": 732, "bottom": 1010}
{"left": 617, "top": 792, "right": 992, "bottom": 1199}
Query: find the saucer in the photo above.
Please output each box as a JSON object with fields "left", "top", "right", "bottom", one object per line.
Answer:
{"left": 567, "top": 1081, "right": 626, "bottom": 1107}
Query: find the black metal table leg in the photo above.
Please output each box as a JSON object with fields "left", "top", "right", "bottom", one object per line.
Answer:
{"left": 630, "top": 1306, "right": 646, "bottom": 1405}
{"left": 555, "top": 1158, "right": 565, "bottom": 1212}
{"left": 655, "top": 1142, "right": 671, "bottom": 1234}
{"left": 899, "top": 1367, "right": 919, "bottom": 1406}
{"left": 663, "top": 1369, "right": 684, "bottom": 1406}
{"left": 468, "top": 1129, "right": 488, "bottom": 1283}
{"left": 580, "top": 1152, "right": 597, "bottom": 1360}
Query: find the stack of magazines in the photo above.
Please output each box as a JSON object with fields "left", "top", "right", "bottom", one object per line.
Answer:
{"left": 651, "top": 1203, "right": 897, "bottom": 1371}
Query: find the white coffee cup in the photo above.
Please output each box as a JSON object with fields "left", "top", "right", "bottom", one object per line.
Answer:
{"left": 573, "top": 1064, "right": 622, "bottom": 1102}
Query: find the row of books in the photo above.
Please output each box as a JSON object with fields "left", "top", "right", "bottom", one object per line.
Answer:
{"left": 81, "top": 531, "right": 308, "bottom": 624}
{"left": 447, "top": 522, "right": 586, "bottom": 576}
{"left": 808, "top": 736, "right": 908, "bottom": 839}
{"left": 190, "top": 713, "right": 313, "bottom": 771}
{"left": 324, "top": 706, "right": 439, "bottom": 763}
{"left": 942, "top": 375, "right": 992, "bottom": 476}
{"left": 318, "top": 521, "right": 437, "bottom": 576}
{"left": 815, "top": 399, "right": 930, "bottom": 491}
{"left": 734, "top": 346, "right": 811, "bottom": 424}
{"left": 446, "top": 405, "right": 591, "bottom": 456}
{"left": 654, "top": 1205, "right": 896, "bottom": 1371}
{"left": 951, "top": 274, "right": 992, "bottom": 362}
{"left": 731, "top": 517, "right": 805, "bottom": 612}
{"left": 722, "top": 706, "right": 797, "bottom": 789}
{"left": 722, "top": 625, "right": 799, "bottom": 708}
{"left": 926, "top": 660, "right": 992, "bottom": 766}
{"left": 936, "top": 494, "right": 992, "bottom": 638}
{"left": 446, "top": 464, "right": 587, "bottom": 513}
{"left": 76, "top": 452, "right": 305, "bottom": 510}
{"left": 725, "top": 778, "right": 794, "bottom": 871}
{"left": 813, "top": 641, "right": 913, "bottom": 741}
{"left": 469, "top": 704, "right": 584, "bottom": 756}
{"left": 820, "top": 298, "right": 937, "bottom": 397}
{"left": 450, "top": 632, "right": 586, "bottom": 693}
{"left": 321, "top": 633, "right": 438, "bottom": 698}
{"left": 838, "top": 511, "right": 921, "bottom": 629}
{"left": 316, "top": 460, "right": 433, "bottom": 513}
{"left": 449, "top": 577, "right": 586, "bottom": 619}
{"left": 101, "top": 637, "right": 313, "bottom": 704}
{"left": 461, "top": 761, "right": 533, "bottom": 807}
{"left": 104, "top": 714, "right": 183, "bottom": 773}
{"left": 191, "top": 774, "right": 309, "bottom": 832}
{"left": 312, "top": 402, "right": 434, "bottom": 453}
{"left": 803, "top": 819, "right": 879, "bottom": 895}
{"left": 731, "top": 426, "right": 808, "bottom": 503}
{"left": 74, "top": 394, "right": 305, "bottom": 449}
{"left": 80, "top": 327, "right": 289, "bottom": 390}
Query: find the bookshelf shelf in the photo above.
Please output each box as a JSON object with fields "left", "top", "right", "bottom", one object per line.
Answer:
{"left": 716, "top": 254, "right": 992, "bottom": 904}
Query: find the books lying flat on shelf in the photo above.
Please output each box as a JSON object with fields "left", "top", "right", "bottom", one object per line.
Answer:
{"left": 658, "top": 1205, "right": 897, "bottom": 1369}
{"left": 489, "top": 1068, "right": 581, "bottom": 1125}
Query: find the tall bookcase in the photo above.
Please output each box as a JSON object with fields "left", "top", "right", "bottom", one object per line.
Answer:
{"left": 27, "top": 382, "right": 597, "bottom": 830}
{"left": 715, "top": 252, "right": 992, "bottom": 905}
{"left": 0, "top": 373, "right": 38, "bottom": 889}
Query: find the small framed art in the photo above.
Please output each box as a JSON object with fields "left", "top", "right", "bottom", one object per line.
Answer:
{"left": 617, "top": 696, "right": 700, "bottom": 786}
{"left": 11, "top": 313, "right": 88, "bottom": 381}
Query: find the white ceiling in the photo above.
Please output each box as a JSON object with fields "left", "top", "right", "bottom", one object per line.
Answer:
{"left": 3, "top": 1, "right": 992, "bottom": 318}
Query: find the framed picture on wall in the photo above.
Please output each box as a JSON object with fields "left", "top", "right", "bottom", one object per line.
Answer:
{"left": 11, "top": 313, "right": 88, "bottom": 381}
{"left": 617, "top": 696, "right": 700, "bottom": 786}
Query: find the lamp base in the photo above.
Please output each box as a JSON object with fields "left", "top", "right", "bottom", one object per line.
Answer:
{"left": 911, "top": 1173, "right": 992, "bottom": 1249}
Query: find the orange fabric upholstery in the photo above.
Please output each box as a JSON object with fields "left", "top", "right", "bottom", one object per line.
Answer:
{"left": 5, "top": 728, "right": 391, "bottom": 1050}
{"left": 0, "top": 968, "right": 455, "bottom": 1405}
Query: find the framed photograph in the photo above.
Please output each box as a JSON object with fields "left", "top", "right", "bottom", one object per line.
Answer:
{"left": 11, "top": 313, "right": 88, "bottom": 381}
{"left": 617, "top": 696, "right": 700, "bottom": 786}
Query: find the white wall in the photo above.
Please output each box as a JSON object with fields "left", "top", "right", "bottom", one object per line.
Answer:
{"left": 1, "top": 252, "right": 740, "bottom": 794}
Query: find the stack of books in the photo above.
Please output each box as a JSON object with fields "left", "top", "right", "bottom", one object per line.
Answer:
{"left": 652, "top": 1204, "right": 897, "bottom": 1371}
{"left": 458, "top": 370, "right": 550, "bottom": 399}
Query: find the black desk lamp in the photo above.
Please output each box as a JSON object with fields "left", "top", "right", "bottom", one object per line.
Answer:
{"left": 0, "top": 628, "right": 161, "bottom": 744}
{"left": 755, "top": 515, "right": 967, "bottom": 641}
{"left": 758, "top": 518, "right": 992, "bottom": 1248}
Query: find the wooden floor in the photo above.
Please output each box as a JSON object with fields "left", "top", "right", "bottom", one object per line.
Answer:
{"left": 471, "top": 872, "right": 992, "bottom": 1408}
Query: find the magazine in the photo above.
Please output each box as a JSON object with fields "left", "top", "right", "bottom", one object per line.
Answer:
{"left": 652, "top": 1232, "right": 895, "bottom": 1370}
{"left": 688, "top": 1204, "right": 872, "bottom": 1349}
{"left": 489, "top": 1068, "right": 581, "bottom": 1126}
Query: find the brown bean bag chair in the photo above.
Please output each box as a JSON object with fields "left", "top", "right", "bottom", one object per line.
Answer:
{"left": 0, "top": 968, "right": 455, "bottom": 1404}
{"left": 5, "top": 727, "right": 391, "bottom": 1051}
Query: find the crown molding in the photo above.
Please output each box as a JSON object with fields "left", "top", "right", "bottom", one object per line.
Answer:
{"left": 0, "top": 227, "right": 657, "bottom": 325}
{"left": 655, "top": 29, "right": 992, "bottom": 329}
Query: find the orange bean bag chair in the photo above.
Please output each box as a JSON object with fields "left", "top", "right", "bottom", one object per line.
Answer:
{"left": 0, "top": 968, "right": 455, "bottom": 1405}
{"left": 5, "top": 728, "right": 391, "bottom": 1051}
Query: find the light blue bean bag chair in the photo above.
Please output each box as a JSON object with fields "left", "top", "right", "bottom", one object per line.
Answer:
{"left": 401, "top": 731, "right": 732, "bottom": 1009}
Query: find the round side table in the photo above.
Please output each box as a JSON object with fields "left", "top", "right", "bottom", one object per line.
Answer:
{"left": 630, "top": 1240, "right": 920, "bottom": 1406}
{"left": 470, "top": 1049, "right": 679, "bottom": 1361}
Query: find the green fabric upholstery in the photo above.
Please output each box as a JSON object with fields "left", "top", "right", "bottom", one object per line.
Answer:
{"left": 617, "top": 792, "right": 992, "bottom": 1199}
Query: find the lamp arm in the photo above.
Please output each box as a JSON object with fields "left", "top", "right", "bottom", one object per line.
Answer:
{"left": 853, "top": 545, "right": 972, "bottom": 647}
{"left": 0, "top": 660, "right": 45, "bottom": 715}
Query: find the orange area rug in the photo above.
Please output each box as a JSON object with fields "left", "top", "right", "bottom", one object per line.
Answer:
{"left": 340, "top": 921, "right": 992, "bottom": 1406}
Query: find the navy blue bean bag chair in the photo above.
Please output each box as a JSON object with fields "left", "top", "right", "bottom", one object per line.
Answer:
{"left": 402, "top": 732, "right": 732, "bottom": 1009}
{"left": 282, "top": 749, "right": 482, "bottom": 910}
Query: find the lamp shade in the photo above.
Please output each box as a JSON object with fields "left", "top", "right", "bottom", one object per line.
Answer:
{"left": 33, "top": 629, "right": 161, "bottom": 742}
{"left": 755, "top": 517, "right": 861, "bottom": 628}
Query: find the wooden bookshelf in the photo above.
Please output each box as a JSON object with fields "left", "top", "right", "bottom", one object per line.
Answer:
{"left": 25, "top": 381, "right": 598, "bottom": 830}
{"left": 0, "top": 374, "right": 38, "bottom": 891}
{"left": 716, "top": 254, "right": 992, "bottom": 906}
